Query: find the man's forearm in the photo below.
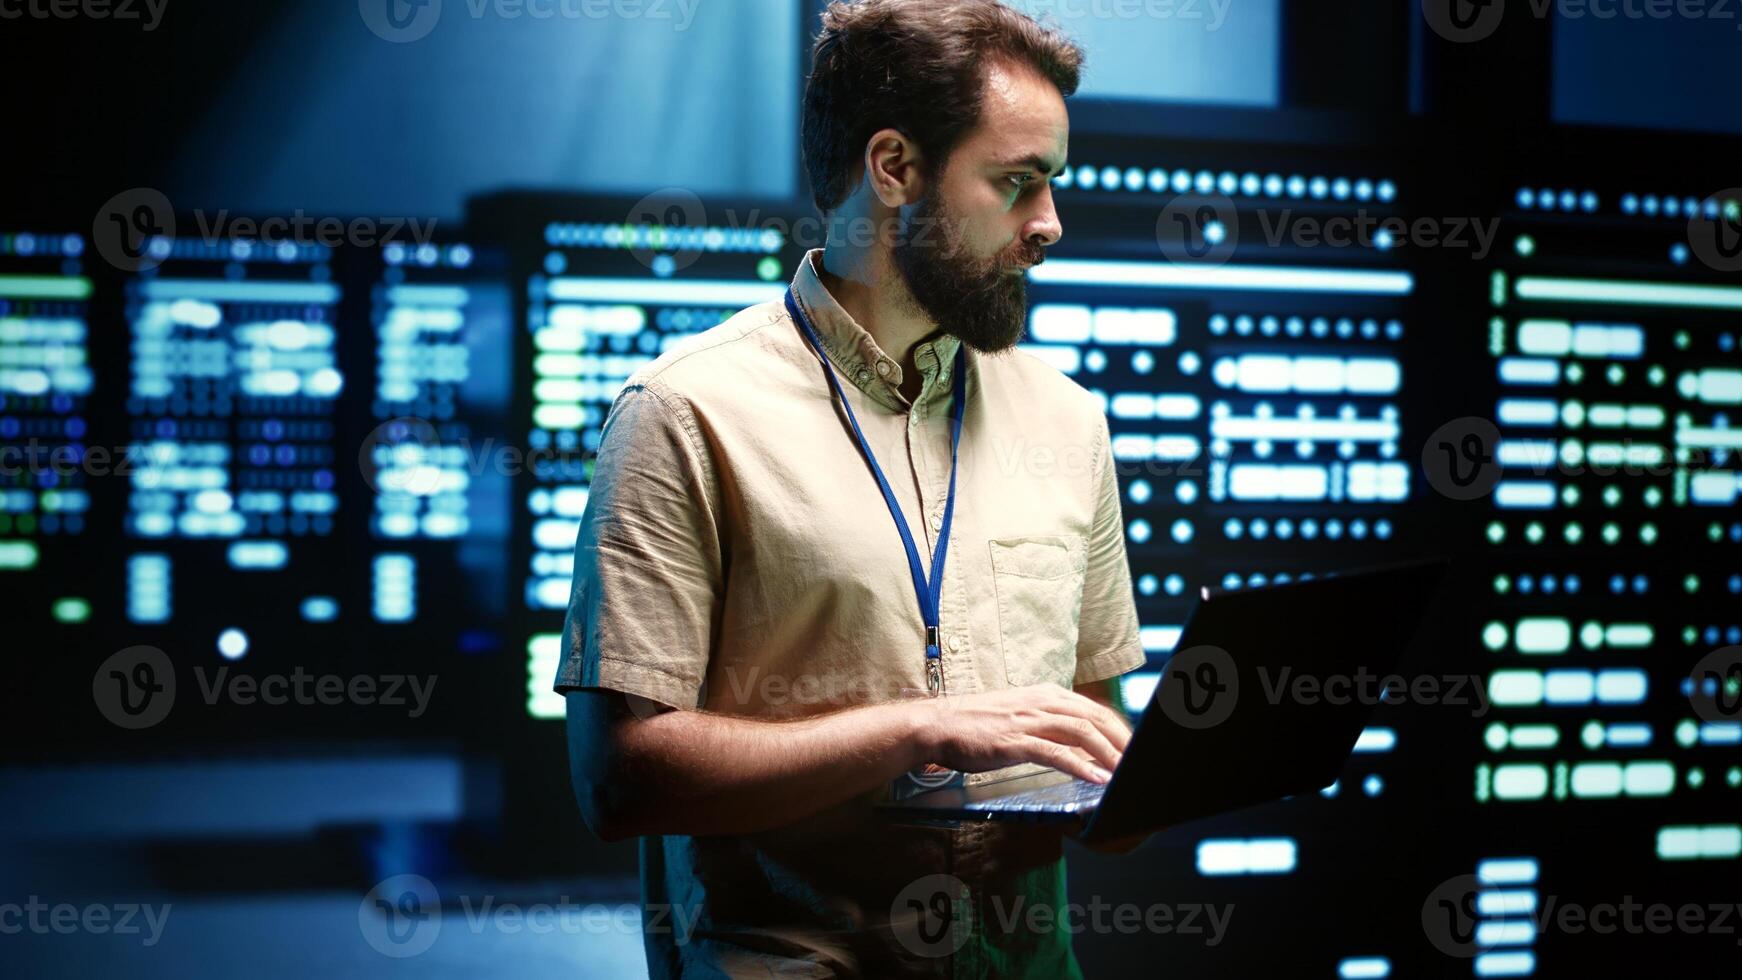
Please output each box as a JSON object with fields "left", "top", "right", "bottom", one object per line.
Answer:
{"left": 601, "top": 699, "right": 929, "bottom": 838}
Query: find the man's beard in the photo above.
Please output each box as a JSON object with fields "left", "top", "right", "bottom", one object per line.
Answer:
{"left": 890, "top": 192, "right": 1043, "bottom": 354}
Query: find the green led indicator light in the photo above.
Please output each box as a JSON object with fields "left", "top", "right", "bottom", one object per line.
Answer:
{"left": 1676, "top": 719, "right": 1699, "bottom": 748}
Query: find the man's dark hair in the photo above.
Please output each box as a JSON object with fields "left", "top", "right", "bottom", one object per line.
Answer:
{"left": 802, "top": 0, "right": 1085, "bottom": 215}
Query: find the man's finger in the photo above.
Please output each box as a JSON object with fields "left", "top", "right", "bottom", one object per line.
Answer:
{"left": 1040, "top": 688, "right": 1133, "bottom": 752}
{"left": 1029, "top": 715, "right": 1122, "bottom": 772}
{"left": 1019, "top": 736, "right": 1112, "bottom": 784}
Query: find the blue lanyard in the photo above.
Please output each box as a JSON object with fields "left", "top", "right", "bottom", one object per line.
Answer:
{"left": 785, "top": 288, "right": 968, "bottom": 693}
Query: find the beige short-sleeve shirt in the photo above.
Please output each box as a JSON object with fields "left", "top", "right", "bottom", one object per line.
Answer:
{"left": 557, "top": 247, "right": 1145, "bottom": 976}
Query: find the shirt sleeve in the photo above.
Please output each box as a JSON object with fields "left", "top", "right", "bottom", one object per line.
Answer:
{"left": 1072, "top": 409, "right": 1147, "bottom": 686}
{"left": 552, "top": 379, "right": 723, "bottom": 710}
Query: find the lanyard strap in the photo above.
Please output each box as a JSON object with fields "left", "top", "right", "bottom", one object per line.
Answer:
{"left": 785, "top": 288, "right": 968, "bottom": 682}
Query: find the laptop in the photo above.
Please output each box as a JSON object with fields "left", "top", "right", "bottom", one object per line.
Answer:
{"left": 879, "top": 557, "right": 1451, "bottom": 843}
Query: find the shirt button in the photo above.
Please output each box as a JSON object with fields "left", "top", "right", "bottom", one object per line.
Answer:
{"left": 948, "top": 634, "right": 963, "bottom": 652}
{"left": 929, "top": 511, "right": 943, "bottom": 531}
{"left": 875, "top": 360, "right": 892, "bottom": 378}
{"left": 855, "top": 368, "right": 870, "bottom": 384}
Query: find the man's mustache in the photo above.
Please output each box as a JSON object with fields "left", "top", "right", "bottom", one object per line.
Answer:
{"left": 1008, "top": 242, "right": 1046, "bottom": 269}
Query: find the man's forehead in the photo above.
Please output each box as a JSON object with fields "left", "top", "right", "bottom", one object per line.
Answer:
{"left": 959, "top": 59, "right": 1069, "bottom": 169}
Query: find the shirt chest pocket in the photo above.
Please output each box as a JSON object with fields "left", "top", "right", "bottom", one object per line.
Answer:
{"left": 988, "top": 535, "right": 1086, "bottom": 690}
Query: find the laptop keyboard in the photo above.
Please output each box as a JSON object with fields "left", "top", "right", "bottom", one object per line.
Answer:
{"left": 972, "top": 778, "right": 1106, "bottom": 817}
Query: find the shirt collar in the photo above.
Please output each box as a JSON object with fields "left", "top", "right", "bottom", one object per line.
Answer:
{"left": 789, "top": 247, "right": 964, "bottom": 415}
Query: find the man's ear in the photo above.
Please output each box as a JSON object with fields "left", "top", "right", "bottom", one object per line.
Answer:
{"left": 861, "top": 127, "right": 928, "bottom": 209}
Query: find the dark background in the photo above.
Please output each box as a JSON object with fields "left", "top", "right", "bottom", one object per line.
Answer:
{"left": 2, "top": 0, "right": 1740, "bottom": 976}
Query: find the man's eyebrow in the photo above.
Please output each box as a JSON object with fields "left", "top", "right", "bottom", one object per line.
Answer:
{"left": 994, "top": 154, "right": 1066, "bottom": 177}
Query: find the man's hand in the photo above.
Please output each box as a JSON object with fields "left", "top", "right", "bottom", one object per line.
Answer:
{"left": 913, "top": 683, "right": 1132, "bottom": 785}
{"left": 567, "top": 681, "right": 1135, "bottom": 840}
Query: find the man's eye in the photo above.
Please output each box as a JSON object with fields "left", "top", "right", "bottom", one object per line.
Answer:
{"left": 1007, "top": 174, "right": 1033, "bottom": 191}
